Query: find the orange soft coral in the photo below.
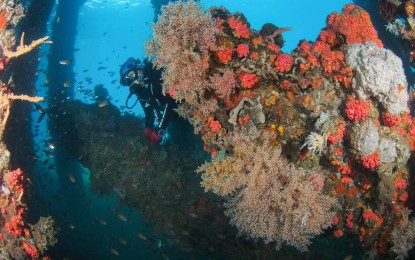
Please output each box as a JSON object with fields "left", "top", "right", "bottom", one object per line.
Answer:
{"left": 325, "top": 4, "right": 383, "bottom": 47}
{"left": 227, "top": 16, "right": 251, "bottom": 39}
{"left": 345, "top": 96, "right": 370, "bottom": 121}
{"left": 216, "top": 47, "right": 233, "bottom": 64}
{"left": 6, "top": 168, "right": 25, "bottom": 193}
{"left": 361, "top": 151, "right": 380, "bottom": 170}
{"left": 395, "top": 178, "right": 407, "bottom": 191}
{"left": 382, "top": 112, "right": 401, "bottom": 127}
{"left": 0, "top": 9, "right": 8, "bottom": 30}
{"left": 22, "top": 242, "right": 39, "bottom": 259}
{"left": 321, "top": 51, "right": 344, "bottom": 73}
{"left": 327, "top": 120, "right": 345, "bottom": 144}
{"left": 5, "top": 212, "right": 25, "bottom": 237}
{"left": 267, "top": 43, "right": 280, "bottom": 53}
{"left": 363, "top": 210, "right": 383, "bottom": 228}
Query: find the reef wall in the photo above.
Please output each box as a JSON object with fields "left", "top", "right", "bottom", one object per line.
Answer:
{"left": 147, "top": 1, "right": 415, "bottom": 258}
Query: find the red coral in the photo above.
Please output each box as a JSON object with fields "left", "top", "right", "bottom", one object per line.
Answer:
{"left": 5, "top": 214, "right": 24, "bottom": 237}
{"left": 298, "top": 40, "right": 311, "bottom": 53}
{"left": 409, "top": 119, "right": 415, "bottom": 151}
{"left": 399, "top": 191, "right": 409, "bottom": 202}
{"left": 334, "top": 148, "right": 343, "bottom": 156}
{"left": 279, "top": 80, "right": 295, "bottom": 90}
{"left": 361, "top": 151, "right": 380, "bottom": 170}
{"left": 267, "top": 43, "right": 280, "bottom": 53}
{"left": 274, "top": 54, "right": 293, "bottom": 73}
{"left": 334, "top": 229, "right": 343, "bottom": 237}
{"left": 239, "top": 72, "right": 258, "bottom": 89}
{"left": 345, "top": 96, "right": 370, "bottom": 121}
{"left": 209, "top": 120, "right": 221, "bottom": 133}
{"left": 236, "top": 44, "right": 249, "bottom": 58}
{"left": 395, "top": 178, "right": 407, "bottom": 191}
{"left": 382, "top": 112, "right": 401, "bottom": 127}
{"left": 7, "top": 168, "right": 25, "bottom": 193}
{"left": 327, "top": 120, "right": 345, "bottom": 144}
{"left": 22, "top": 243, "right": 39, "bottom": 259}
{"left": 341, "top": 176, "right": 353, "bottom": 184}
{"left": 0, "top": 9, "right": 8, "bottom": 31}
{"left": 332, "top": 215, "right": 339, "bottom": 226}
{"left": 325, "top": 4, "right": 383, "bottom": 47}
{"left": 312, "top": 41, "right": 331, "bottom": 55}
{"left": 216, "top": 47, "right": 233, "bottom": 64}
{"left": 250, "top": 52, "right": 258, "bottom": 59}
{"left": 227, "top": 16, "right": 251, "bottom": 39}
{"left": 363, "top": 210, "right": 383, "bottom": 227}
{"left": 346, "top": 212, "right": 354, "bottom": 228}
{"left": 321, "top": 51, "right": 344, "bottom": 73}
{"left": 238, "top": 114, "right": 250, "bottom": 125}
{"left": 334, "top": 66, "right": 353, "bottom": 88}
{"left": 318, "top": 29, "right": 337, "bottom": 46}
{"left": 306, "top": 54, "right": 318, "bottom": 67}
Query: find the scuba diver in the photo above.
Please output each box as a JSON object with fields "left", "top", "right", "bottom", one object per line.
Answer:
{"left": 120, "top": 57, "right": 176, "bottom": 144}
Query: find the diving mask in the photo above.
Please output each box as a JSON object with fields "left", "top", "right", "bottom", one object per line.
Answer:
{"left": 124, "top": 69, "right": 145, "bottom": 86}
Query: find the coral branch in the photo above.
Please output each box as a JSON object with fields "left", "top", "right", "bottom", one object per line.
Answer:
{"left": 4, "top": 32, "right": 52, "bottom": 59}
{"left": 0, "top": 90, "right": 44, "bottom": 136}
{"left": 9, "top": 93, "right": 44, "bottom": 102}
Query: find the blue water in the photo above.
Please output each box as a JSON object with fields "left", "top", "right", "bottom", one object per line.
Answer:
{"left": 71, "top": 0, "right": 352, "bottom": 117}
{"left": 28, "top": 0, "right": 398, "bottom": 259}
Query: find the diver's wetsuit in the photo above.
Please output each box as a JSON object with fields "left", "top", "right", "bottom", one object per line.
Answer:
{"left": 128, "top": 61, "right": 176, "bottom": 134}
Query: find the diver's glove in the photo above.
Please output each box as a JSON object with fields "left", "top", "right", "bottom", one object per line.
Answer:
{"left": 144, "top": 127, "right": 162, "bottom": 144}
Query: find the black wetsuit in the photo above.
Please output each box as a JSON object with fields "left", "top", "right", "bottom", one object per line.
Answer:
{"left": 128, "top": 61, "right": 175, "bottom": 133}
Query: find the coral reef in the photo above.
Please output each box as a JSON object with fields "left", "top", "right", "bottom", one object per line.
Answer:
{"left": 147, "top": 1, "right": 415, "bottom": 257}
{"left": 63, "top": 99, "right": 291, "bottom": 258}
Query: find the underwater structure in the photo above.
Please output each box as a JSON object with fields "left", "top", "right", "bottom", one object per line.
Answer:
{"left": 0, "top": 0, "right": 415, "bottom": 259}
{"left": 0, "top": 0, "right": 57, "bottom": 258}
{"left": 146, "top": 1, "right": 415, "bottom": 258}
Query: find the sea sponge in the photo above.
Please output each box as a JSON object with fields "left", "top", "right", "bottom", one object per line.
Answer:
{"left": 345, "top": 42, "right": 409, "bottom": 115}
